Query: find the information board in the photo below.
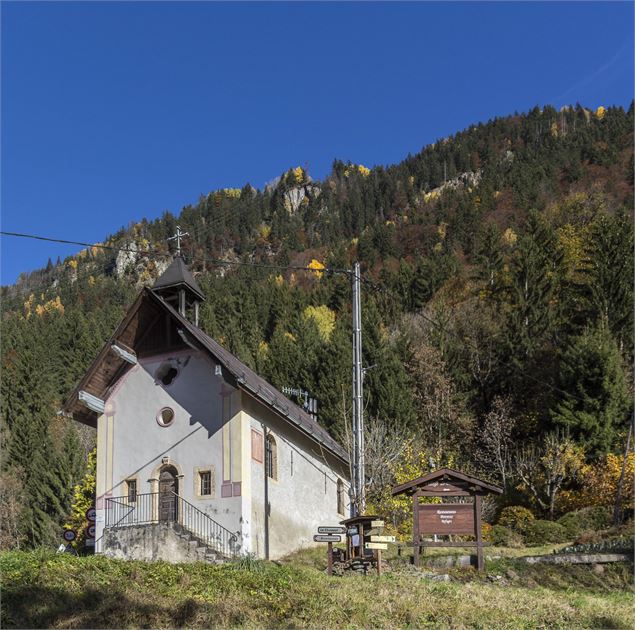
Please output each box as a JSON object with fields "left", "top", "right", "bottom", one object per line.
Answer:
{"left": 418, "top": 504, "right": 474, "bottom": 535}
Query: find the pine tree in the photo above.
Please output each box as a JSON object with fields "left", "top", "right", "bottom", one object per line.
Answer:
{"left": 551, "top": 322, "right": 632, "bottom": 455}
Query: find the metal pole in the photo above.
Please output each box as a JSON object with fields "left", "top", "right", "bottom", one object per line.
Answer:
{"left": 351, "top": 262, "right": 365, "bottom": 516}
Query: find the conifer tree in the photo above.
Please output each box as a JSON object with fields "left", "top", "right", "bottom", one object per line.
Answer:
{"left": 551, "top": 322, "right": 632, "bottom": 455}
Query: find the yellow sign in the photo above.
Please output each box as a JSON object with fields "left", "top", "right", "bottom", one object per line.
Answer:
{"left": 370, "top": 535, "right": 396, "bottom": 543}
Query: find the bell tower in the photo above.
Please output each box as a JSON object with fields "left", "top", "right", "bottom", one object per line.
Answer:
{"left": 152, "top": 226, "right": 205, "bottom": 326}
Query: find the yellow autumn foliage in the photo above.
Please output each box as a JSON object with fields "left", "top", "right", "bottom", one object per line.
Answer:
{"left": 559, "top": 453, "right": 634, "bottom": 512}
{"left": 67, "top": 259, "right": 78, "bottom": 270}
{"left": 502, "top": 227, "right": 518, "bottom": 247}
{"left": 88, "top": 276, "right": 96, "bottom": 286}
{"left": 274, "top": 274, "right": 284, "bottom": 287}
{"left": 257, "top": 340, "right": 269, "bottom": 356}
{"left": 423, "top": 190, "right": 440, "bottom": 203}
{"left": 595, "top": 106, "right": 606, "bottom": 120}
{"left": 23, "top": 294, "right": 36, "bottom": 318}
{"left": 557, "top": 224, "right": 588, "bottom": 278}
{"left": 303, "top": 305, "right": 336, "bottom": 342}
{"left": 550, "top": 121, "right": 559, "bottom": 138}
{"left": 222, "top": 188, "right": 241, "bottom": 198}
{"left": 258, "top": 224, "right": 272, "bottom": 240}
{"left": 293, "top": 167, "right": 304, "bottom": 184}
{"left": 308, "top": 258, "right": 325, "bottom": 279}
{"left": 35, "top": 296, "right": 64, "bottom": 317}
{"left": 437, "top": 222, "right": 448, "bottom": 240}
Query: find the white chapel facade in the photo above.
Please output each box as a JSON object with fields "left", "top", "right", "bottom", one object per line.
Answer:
{"left": 64, "top": 255, "right": 350, "bottom": 560}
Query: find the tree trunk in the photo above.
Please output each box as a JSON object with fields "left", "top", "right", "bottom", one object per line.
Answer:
{"left": 613, "top": 416, "right": 633, "bottom": 526}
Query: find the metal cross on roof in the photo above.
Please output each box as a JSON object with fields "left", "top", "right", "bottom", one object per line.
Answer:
{"left": 167, "top": 225, "right": 189, "bottom": 256}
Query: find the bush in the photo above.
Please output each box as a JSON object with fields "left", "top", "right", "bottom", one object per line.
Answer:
{"left": 524, "top": 519, "right": 568, "bottom": 545}
{"left": 497, "top": 506, "right": 535, "bottom": 533}
{"left": 490, "top": 525, "right": 524, "bottom": 548}
{"left": 557, "top": 506, "right": 612, "bottom": 539}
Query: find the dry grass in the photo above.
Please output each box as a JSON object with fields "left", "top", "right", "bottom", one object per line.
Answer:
{"left": 1, "top": 549, "right": 633, "bottom": 629}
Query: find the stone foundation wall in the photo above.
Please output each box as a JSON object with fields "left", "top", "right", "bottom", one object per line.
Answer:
{"left": 102, "top": 523, "right": 211, "bottom": 563}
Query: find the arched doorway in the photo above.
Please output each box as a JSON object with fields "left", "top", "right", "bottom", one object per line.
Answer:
{"left": 159, "top": 465, "right": 179, "bottom": 522}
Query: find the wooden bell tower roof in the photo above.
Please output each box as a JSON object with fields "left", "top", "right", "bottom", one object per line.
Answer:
{"left": 152, "top": 255, "right": 205, "bottom": 302}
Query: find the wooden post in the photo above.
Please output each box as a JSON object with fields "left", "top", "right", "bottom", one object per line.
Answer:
{"left": 413, "top": 490, "right": 420, "bottom": 567}
{"left": 327, "top": 541, "right": 333, "bottom": 576}
{"left": 376, "top": 549, "right": 382, "bottom": 576}
{"left": 474, "top": 494, "right": 484, "bottom": 572}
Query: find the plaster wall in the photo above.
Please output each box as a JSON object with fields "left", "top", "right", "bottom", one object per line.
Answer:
{"left": 244, "top": 394, "right": 351, "bottom": 560}
{"left": 94, "top": 350, "right": 245, "bottom": 553}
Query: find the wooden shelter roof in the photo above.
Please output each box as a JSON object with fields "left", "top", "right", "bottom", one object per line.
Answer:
{"left": 63, "top": 288, "right": 348, "bottom": 463}
{"left": 391, "top": 468, "right": 502, "bottom": 496}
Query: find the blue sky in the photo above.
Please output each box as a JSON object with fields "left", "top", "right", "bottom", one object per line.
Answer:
{"left": 2, "top": 1, "right": 633, "bottom": 284}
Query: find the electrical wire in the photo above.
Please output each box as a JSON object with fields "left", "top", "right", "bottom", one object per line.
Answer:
{"left": 1, "top": 228, "right": 586, "bottom": 401}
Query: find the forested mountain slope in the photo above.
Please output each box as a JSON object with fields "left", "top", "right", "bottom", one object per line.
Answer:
{"left": 2, "top": 103, "right": 633, "bottom": 547}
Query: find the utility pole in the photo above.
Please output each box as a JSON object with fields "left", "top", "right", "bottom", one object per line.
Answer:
{"left": 351, "top": 262, "right": 365, "bottom": 516}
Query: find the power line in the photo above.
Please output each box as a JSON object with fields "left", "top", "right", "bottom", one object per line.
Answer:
{"left": 0, "top": 230, "right": 351, "bottom": 276}
{"left": 1, "top": 228, "right": 583, "bottom": 402}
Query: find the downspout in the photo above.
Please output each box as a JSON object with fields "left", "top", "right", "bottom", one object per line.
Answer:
{"left": 263, "top": 424, "right": 270, "bottom": 560}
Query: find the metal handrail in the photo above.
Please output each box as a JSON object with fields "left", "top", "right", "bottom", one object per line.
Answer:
{"left": 104, "top": 491, "right": 240, "bottom": 559}
{"left": 105, "top": 492, "right": 156, "bottom": 528}
{"left": 171, "top": 491, "right": 240, "bottom": 559}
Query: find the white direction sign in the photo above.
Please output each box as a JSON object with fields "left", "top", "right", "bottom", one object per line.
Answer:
{"left": 317, "top": 526, "right": 346, "bottom": 535}
{"left": 313, "top": 534, "right": 342, "bottom": 543}
{"left": 370, "top": 520, "right": 385, "bottom": 528}
{"left": 365, "top": 542, "right": 388, "bottom": 550}
{"left": 370, "top": 535, "right": 396, "bottom": 543}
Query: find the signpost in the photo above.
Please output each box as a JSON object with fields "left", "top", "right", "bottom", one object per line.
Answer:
{"left": 62, "top": 529, "right": 77, "bottom": 543}
{"left": 314, "top": 530, "right": 343, "bottom": 576}
{"left": 317, "top": 526, "right": 346, "bottom": 535}
{"left": 365, "top": 542, "right": 387, "bottom": 550}
{"left": 85, "top": 507, "right": 96, "bottom": 522}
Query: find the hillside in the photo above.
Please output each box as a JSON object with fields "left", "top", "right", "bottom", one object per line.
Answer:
{"left": 1, "top": 103, "right": 633, "bottom": 548}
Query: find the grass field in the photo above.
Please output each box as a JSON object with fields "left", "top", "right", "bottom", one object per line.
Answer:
{"left": 1, "top": 548, "right": 633, "bottom": 629}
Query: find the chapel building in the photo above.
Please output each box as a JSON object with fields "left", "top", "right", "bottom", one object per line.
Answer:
{"left": 64, "top": 255, "right": 350, "bottom": 561}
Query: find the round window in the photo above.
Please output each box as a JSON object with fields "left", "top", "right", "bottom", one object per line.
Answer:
{"left": 156, "top": 407, "right": 175, "bottom": 427}
{"left": 156, "top": 362, "right": 179, "bottom": 386}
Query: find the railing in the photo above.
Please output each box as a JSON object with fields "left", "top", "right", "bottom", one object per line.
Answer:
{"left": 104, "top": 491, "right": 240, "bottom": 559}
{"left": 174, "top": 492, "right": 240, "bottom": 559}
{"left": 105, "top": 492, "right": 156, "bottom": 528}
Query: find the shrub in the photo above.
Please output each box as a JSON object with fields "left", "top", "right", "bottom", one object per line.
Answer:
{"left": 524, "top": 519, "right": 568, "bottom": 545}
{"left": 498, "top": 506, "right": 535, "bottom": 533}
{"left": 490, "top": 525, "right": 524, "bottom": 548}
{"left": 557, "top": 506, "right": 612, "bottom": 539}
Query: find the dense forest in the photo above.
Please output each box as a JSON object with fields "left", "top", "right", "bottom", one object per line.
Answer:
{"left": 1, "top": 103, "right": 633, "bottom": 547}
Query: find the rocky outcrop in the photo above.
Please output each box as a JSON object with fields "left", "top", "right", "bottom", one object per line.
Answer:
{"left": 283, "top": 184, "right": 321, "bottom": 214}
{"left": 114, "top": 242, "right": 138, "bottom": 278}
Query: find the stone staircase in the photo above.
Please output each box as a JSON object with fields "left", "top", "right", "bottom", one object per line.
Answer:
{"left": 171, "top": 522, "right": 229, "bottom": 564}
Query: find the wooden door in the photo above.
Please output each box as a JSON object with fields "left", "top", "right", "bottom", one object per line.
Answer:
{"left": 159, "top": 468, "right": 178, "bottom": 522}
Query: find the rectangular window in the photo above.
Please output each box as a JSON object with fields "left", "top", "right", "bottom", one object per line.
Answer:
{"left": 127, "top": 479, "right": 137, "bottom": 503}
{"left": 199, "top": 471, "right": 212, "bottom": 496}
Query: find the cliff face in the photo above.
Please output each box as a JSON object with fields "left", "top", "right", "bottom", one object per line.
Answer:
{"left": 283, "top": 184, "right": 321, "bottom": 214}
